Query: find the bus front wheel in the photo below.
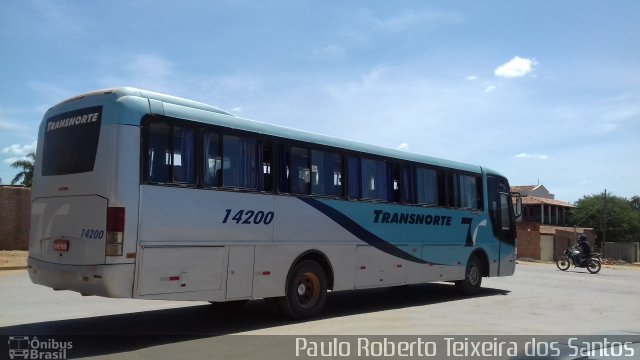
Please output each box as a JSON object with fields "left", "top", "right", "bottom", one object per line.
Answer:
{"left": 455, "top": 256, "right": 483, "bottom": 295}
{"left": 276, "top": 260, "right": 328, "bottom": 319}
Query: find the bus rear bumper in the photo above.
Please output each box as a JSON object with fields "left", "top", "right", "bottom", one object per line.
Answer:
{"left": 27, "top": 256, "right": 134, "bottom": 298}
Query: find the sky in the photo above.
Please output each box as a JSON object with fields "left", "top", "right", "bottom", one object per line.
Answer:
{"left": 1, "top": 0, "right": 638, "bottom": 203}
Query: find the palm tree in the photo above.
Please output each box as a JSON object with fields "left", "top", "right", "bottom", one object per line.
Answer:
{"left": 10, "top": 152, "right": 35, "bottom": 187}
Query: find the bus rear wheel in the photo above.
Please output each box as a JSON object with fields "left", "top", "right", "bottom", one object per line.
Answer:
{"left": 455, "top": 256, "right": 483, "bottom": 295}
{"left": 276, "top": 260, "right": 327, "bottom": 319}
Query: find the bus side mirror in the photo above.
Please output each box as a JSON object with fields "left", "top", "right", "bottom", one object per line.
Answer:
{"left": 510, "top": 192, "right": 523, "bottom": 219}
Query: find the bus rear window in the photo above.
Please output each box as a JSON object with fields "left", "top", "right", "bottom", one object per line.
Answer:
{"left": 41, "top": 106, "right": 102, "bottom": 176}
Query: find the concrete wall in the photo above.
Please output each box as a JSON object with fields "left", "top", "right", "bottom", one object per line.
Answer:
{"left": 603, "top": 242, "right": 639, "bottom": 263}
{"left": 528, "top": 185, "right": 554, "bottom": 199}
{"left": 540, "top": 234, "right": 554, "bottom": 261}
{"left": 555, "top": 228, "right": 597, "bottom": 260}
{"left": 0, "top": 186, "right": 30, "bottom": 250}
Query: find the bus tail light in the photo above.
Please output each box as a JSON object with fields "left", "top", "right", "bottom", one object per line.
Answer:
{"left": 106, "top": 207, "right": 125, "bottom": 256}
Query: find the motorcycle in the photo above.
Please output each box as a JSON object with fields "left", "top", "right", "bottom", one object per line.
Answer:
{"left": 556, "top": 245, "right": 602, "bottom": 274}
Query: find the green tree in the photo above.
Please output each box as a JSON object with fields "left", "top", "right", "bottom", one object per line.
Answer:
{"left": 570, "top": 192, "right": 640, "bottom": 243}
{"left": 9, "top": 152, "right": 35, "bottom": 187}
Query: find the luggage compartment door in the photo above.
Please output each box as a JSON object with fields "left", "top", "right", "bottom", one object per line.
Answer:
{"left": 225, "top": 246, "right": 255, "bottom": 300}
{"left": 138, "top": 246, "right": 225, "bottom": 295}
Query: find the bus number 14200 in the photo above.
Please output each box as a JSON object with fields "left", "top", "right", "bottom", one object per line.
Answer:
{"left": 81, "top": 228, "right": 104, "bottom": 239}
{"left": 222, "top": 209, "right": 274, "bottom": 225}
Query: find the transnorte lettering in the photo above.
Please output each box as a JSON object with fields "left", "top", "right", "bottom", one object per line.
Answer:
{"left": 373, "top": 209, "right": 452, "bottom": 226}
{"left": 46, "top": 112, "right": 100, "bottom": 132}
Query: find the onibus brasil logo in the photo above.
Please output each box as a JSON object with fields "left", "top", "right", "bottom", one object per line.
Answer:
{"left": 8, "top": 336, "right": 72, "bottom": 360}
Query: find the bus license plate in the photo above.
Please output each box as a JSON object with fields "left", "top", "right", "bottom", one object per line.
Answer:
{"left": 53, "top": 239, "right": 69, "bottom": 252}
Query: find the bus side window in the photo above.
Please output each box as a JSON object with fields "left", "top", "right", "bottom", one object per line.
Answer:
{"left": 147, "top": 122, "right": 170, "bottom": 183}
{"left": 277, "top": 145, "right": 290, "bottom": 193}
{"left": 346, "top": 156, "right": 361, "bottom": 199}
{"left": 222, "top": 135, "right": 258, "bottom": 189}
{"left": 415, "top": 167, "right": 439, "bottom": 206}
{"left": 361, "top": 158, "right": 394, "bottom": 201}
{"left": 360, "top": 158, "right": 377, "bottom": 200}
{"left": 391, "top": 164, "right": 400, "bottom": 202}
{"left": 459, "top": 174, "right": 482, "bottom": 210}
{"left": 172, "top": 126, "right": 195, "bottom": 184}
{"left": 400, "top": 166, "right": 413, "bottom": 203}
{"left": 146, "top": 122, "right": 195, "bottom": 185}
{"left": 311, "top": 149, "right": 343, "bottom": 197}
{"left": 203, "top": 131, "right": 222, "bottom": 187}
{"left": 447, "top": 173, "right": 482, "bottom": 210}
{"left": 290, "top": 146, "right": 311, "bottom": 194}
{"left": 260, "top": 141, "right": 272, "bottom": 192}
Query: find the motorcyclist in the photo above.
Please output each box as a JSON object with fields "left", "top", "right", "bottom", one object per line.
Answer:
{"left": 576, "top": 234, "right": 592, "bottom": 266}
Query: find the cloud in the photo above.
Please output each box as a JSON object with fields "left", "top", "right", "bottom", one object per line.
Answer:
{"left": 2, "top": 142, "right": 36, "bottom": 165}
{"left": 484, "top": 85, "right": 497, "bottom": 93}
{"left": 465, "top": 76, "right": 478, "bottom": 81}
{"left": 3, "top": 157, "right": 26, "bottom": 165}
{"left": 514, "top": 153, "right": 549, "bottom": 160}
{"left": 362, "top": 65, "right": 389, "bottom": 85}
{"left": 396, "top": 143, "right": 410, "bottom": 151}
{"left": 1, "top": 141, "right": 37, "bottom": 156}
{"left": 495, "top": 56, "right": 537, "bottom": 78}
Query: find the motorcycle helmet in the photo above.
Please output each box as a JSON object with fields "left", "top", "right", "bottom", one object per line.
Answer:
{"left": 578, "top": 234, "right": 587, "bottom": 242}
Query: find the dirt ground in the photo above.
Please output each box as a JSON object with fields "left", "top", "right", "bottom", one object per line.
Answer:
{"left": 0, "top": 250, "right": 28, "bottom": 269}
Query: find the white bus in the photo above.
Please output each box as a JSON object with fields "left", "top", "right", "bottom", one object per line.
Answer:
{"left": 28, "top": 88, "right": 519, "bottom": 319}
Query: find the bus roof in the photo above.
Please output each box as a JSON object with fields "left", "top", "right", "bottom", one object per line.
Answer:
{"left": 51, "top": 87, "right": 234, "bottom": 116}
{"left": 55, "top": 87, "right": 495, "bottom": 175}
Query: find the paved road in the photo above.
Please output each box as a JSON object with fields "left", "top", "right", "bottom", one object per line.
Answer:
{"left": 1, "top": 263, "right": 639, "bottom": 359}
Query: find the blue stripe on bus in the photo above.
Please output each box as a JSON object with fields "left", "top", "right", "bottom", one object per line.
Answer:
{"left": 299, "top": 197, "right": 447, "bottom": 265}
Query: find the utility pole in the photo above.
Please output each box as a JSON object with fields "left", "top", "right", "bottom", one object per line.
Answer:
{"left": 602, "top": 189, "right": 607, "bottom": 257}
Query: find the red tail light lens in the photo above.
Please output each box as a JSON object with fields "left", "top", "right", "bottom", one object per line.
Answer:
{"left": 107, "top": 207, "right": 125, "bottom": 232}
{"left": 106, "top": 207, "right": 125, "bottom": 256}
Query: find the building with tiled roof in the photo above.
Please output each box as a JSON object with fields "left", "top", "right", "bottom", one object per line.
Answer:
{"left": 511, "top": 184, "right": 573, "bottom": 226}
{"left": 511, "top": 184, "right": 594, "bottom": 261}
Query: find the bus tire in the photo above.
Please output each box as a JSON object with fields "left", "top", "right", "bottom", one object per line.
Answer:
{"left": 277, "top": 260, "right": 327, "bottom": 319}
{"left": 455, "top": 256, "right": 482, "bottom": 295}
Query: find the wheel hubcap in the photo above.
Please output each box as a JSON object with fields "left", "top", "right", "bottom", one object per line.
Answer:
{"left": 296, "top": 272, "right": 320, "bottom": 308}
{"left": 468, "top": 267, "right": 479, "bottom": 285}
{"left": 297, "top": 283, "right": 307, "bottom": 296}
